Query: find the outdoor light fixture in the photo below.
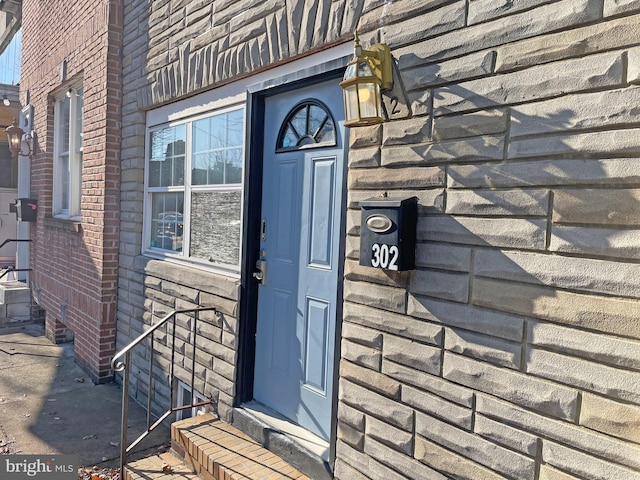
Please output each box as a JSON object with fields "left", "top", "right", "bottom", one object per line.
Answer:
{"left": 2, "top": 94, "right": 9, "bottom": 106}
{"left": 340, "top": 33, "right": 393, "bottom": 127}
{"left": 66, "top": 88, "right": 73, "bottom": 98}
{"left": 5, "top": 118, "right": 31, "bottom": 160}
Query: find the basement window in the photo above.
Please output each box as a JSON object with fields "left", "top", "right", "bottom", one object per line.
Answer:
{"left": 175, "top": 380, "right": 207, "bottom": 421}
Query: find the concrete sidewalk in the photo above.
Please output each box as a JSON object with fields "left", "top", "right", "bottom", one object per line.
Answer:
{"left": 0, "top": 323, "right": 169, "bottom": 467}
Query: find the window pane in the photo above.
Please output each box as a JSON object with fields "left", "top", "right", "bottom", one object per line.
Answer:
{"left": 59, "top": 96, "right": 70, "bottom": 153}
{"left": 149, "top": 125, "right": 186, "bottom": 187}
{"left": 60, "top": 153, "right": 69, "bottom": 211}
{"left": 150, "top": 192, "right": 184, "bottom": 252}
{"left": 190, "top": 190, "right": 241, "bottom": 265}
{"left": 75, "top": 87, "right": 84, "bottom": 152}
{"left": 191, "top": 109, "right": 244, "bottom": 185}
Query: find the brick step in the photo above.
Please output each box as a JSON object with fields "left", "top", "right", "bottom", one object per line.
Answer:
{"left": 124, "top": 451, "right": 199, "bottom": 480}
{"left": 171, "top": 414, "right": 310, "bottom": 480}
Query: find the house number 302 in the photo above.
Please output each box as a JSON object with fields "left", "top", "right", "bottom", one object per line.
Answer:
{"left": 371, "top": 243, "right": 399, "bottom": 270}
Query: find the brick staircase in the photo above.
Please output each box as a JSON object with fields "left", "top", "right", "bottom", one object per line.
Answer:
{"left": 124, "top": 414, "right": 311, "bottom": 480}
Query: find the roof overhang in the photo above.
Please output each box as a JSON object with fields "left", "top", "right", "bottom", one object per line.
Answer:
{"left": 0, "top": 0, "right": 21, "bottom": 56}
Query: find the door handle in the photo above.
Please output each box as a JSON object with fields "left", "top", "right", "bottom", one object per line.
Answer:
{"left": 253, "top": 259, "right": 267, "bottom": 285}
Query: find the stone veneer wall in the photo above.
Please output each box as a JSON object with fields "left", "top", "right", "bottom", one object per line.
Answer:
{"left": 117, "top": 0, "right": 640, "bottom": 478}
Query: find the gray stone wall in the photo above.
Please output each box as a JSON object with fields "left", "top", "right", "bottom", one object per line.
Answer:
{"left": 118, "top": 0, "right": 640, "bottom": 478}
{"left": 337, "top": 1, "right": 640, "bottom": 479}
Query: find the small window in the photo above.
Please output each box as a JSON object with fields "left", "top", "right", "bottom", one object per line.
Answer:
{"left": 53, "top": 84, "right": 84, "bottom": 218}
{"left": 276, "top": 100, "right": 337, "bottom": 152}
{"left": 175, "top": 381, "right": 207, "bottom": 421}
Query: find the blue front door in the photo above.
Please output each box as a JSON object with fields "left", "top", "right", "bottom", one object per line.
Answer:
{"left": 253, "top": 79, "right": 345, "bottom": 440}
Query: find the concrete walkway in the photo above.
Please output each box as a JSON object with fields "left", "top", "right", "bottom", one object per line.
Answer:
{"left": 0, "top": 323, "right": 169, "bottom": 467}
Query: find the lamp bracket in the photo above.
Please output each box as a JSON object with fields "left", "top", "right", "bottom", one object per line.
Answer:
{"left": 362, "top": 43, "right": 393, "bottom": 91}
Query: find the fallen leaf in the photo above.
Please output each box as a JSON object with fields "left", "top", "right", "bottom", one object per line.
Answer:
{"left": 109, "top": 442, "right": 119, "bottom": 447}
{"left": 83, "top": 435, "right": 96, "bottom": 440}
{"left": 161, "top": 463, "right": 173, "bottom": 473}
{"left": 75, "top": 377, "right": 85, "bottom": 383}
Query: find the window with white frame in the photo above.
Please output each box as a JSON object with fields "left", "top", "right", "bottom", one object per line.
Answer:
{"left": 145, "top": 106, "right": 244, "bottom": 273}
{"left": 53, "top": 85, "right": 84, "bottom": 219}
{"left": 175, "top": 380, "right": 207, "bottom": 421}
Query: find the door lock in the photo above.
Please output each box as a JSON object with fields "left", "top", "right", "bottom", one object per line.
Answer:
{"left": 253, "top": 259, "right": 267, "bottom": 285}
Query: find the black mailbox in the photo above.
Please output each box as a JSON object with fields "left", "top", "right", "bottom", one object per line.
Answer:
{"left": 16, "top": 198, "right": 38, "bottom": 222}
{"left": 359, "top": 196, "right": 417, "bottom": 271}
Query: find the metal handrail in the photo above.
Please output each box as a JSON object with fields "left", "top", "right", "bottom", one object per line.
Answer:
{"left": 111, "top": 306, "right": 221, "bottom": 473}
{"left": 0, "top": 268, "right": 32, "bottom": 280}
{"left": 0, "top": 239, "right": 31, "bottom": 250}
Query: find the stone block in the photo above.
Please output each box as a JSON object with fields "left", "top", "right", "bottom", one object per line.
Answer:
{"left": 468, "top": 0, "right": 553, "bottom": 24}
{"left": 380, "top": 0, "right": 466, "bottom": 48}
{"left": 443, "top": 352, "right": 579, "bottom": 420}
{"left": 342, "top": 337, "right": 382, "bottom": 371}
{"left": 342, "top": 322, "right": 383, "bottom": 349}
{"left": 550, "top": 224, "right": 640, "bottom": 260}
{"left": 477, "top": 394, "right": 640, "bottom": 471}
{"left": 580, "top": 393, "right": 640, "bottom": 443}
{"left": 418, "top": 216, "right": 547, "bottom": 250}
{"left": 382, "top": 359, "right": 476, "bottom": 405}
{"left": 349, "top": 125, "right": 382, "bottom": 149}
{"left": 348, "top": 165, "right": 445, "bottom": 190}
{"left": 343, "top": 281, "right": 406, "bottom": 314}
{"left": 511, "top": 88, "right": 640, "bottom": 138}
{"left": 0, "top": 282, "right": 31, "bottom": 304}
{"left": 510, "top": 129, "right": 640, "bottom": 159}
{"left": 474, "top": 414, "right": 538, "bottom": 456}
{"left": 364, "top": 437, "right": 447, "bottom": 480}
{"left": 542, "top": 440, "right": 640, "bottom": 480}
{"left": 344, "top": 259, "right": 410, "bottom": 289}
{"left": 348, "top": 147, "right": 380, "bottom": 168}
{"left": 336, "top": 440, "right": 408, "bottom": 480}
{"left": 365, "top": 416, "right": 413, "bottom": 455}
{"left": 338, "top": 401, "right": 365, "bottom": 431}
{"left": 528, "top": 347, "right": 640, "bottom": 404}
{"left": 472, "top": 277, "right": 640, "bottom": 339}
{"left": 432, "top": 108, "right": 507, "bottom": 141}
{"left": 334, "top": 459, "right": 369, "bottom": 480}
{"left": 339, "top": 379, "right": 414, "bottom": 431}
{"left": 414, "top": 435, "right": 506, "bottom": 480}
{"left": 528, "top": 321, "right": 640, "bottom": 370}
{"left": 447, "top": 189, "right": 549, "bottom": 217}
{"left": 348, "top": 188, "right": 445, "bottom": 213}
{"left": 629, "top": 46, "right": 640, "bottom": 84}
{"left": 409, "top": 269, "right": 469, "bottom": 303}
{"left": 394, "top": 0, "right": 602, "bottom": 67}
{"left": 474, "top": 249, "right": 640, "bottom": 298}
{"left": 340, "top": 359, "right": 400, "bottom": 399}
{"left": 381, "top": 135, "right": 504, "bottom": 167}
{"left": 402, "top": 51, "right": 496, "bottom": 92}
{"left": 554, "top": 188, "right": 640, "bottom": 226}
{"left": 415, "top": 412, "right": 536, "bottom": 479}
{"left": 539, "top": 465, "right": 581, "bottom": 480}
{"left": 408, "top": 294, "right": 523, "bottom": 341}
{"left": 448, "top": 158, "right": 640, "bottom": 189}
{"left": 415, "top": 243, "right": 472, "bottom": 271}
{"left": 5, "top": 302, "right": 31, "bottom": 320}
{"left": 382, "top": 334, "right": 441, "bottom": 375}
{"left": 435, "top": 51, "right": 624, "bottom": 115}
{"left": 343, "top": 302, "right": 444, "bottom": 346}
{"left": 604, "top": 0, "right": 640, "bottom": 16}
{"left": 338, "top": 421, "right": 364, "bottom": 450}
{"left": 382, "top": 117, "right": 431, "bottom": 146}
{"left": 445, "top": 327, "right": 521, "bottom": 369}
{"left": 401, "top": 385, "right": 473, "bottom": 429}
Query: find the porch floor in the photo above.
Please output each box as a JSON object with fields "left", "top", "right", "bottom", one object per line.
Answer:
{"left": 125, "top": 414, "right": 310, "bottom": 480}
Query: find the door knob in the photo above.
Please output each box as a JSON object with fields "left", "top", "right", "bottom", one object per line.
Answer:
{"left": 253, "top": 259, "right": 267, "bottom": 285}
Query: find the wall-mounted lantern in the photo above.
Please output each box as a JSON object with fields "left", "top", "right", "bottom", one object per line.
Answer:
{"left": 5, "top": 118, "right": 31, "bottom": 160}
{"left": 340, "top": 33, "right": 393, "bottom": 127}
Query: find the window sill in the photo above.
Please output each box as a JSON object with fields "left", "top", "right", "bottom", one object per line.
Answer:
{"left": 44, "top": 216, "right": 82, "bottom": 233}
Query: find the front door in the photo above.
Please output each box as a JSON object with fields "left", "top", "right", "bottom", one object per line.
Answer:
{"left": 253, "top": 79, "right": 345, "bottom": 440}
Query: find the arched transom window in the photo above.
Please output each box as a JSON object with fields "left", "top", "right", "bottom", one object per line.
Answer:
{"left": 276, "top": 100, "right": 337, "bottom": 152}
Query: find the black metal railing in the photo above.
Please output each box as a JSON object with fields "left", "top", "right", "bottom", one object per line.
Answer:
{"left": 110, "top": 306, "right": 220, "bottom": 473}
{"left": 0, "top": 240, "right": 32, "bottom": 280}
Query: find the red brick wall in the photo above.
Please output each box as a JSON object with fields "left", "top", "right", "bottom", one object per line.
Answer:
{"left": 20, "top": 0, "right": 122, "bottom": 382}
